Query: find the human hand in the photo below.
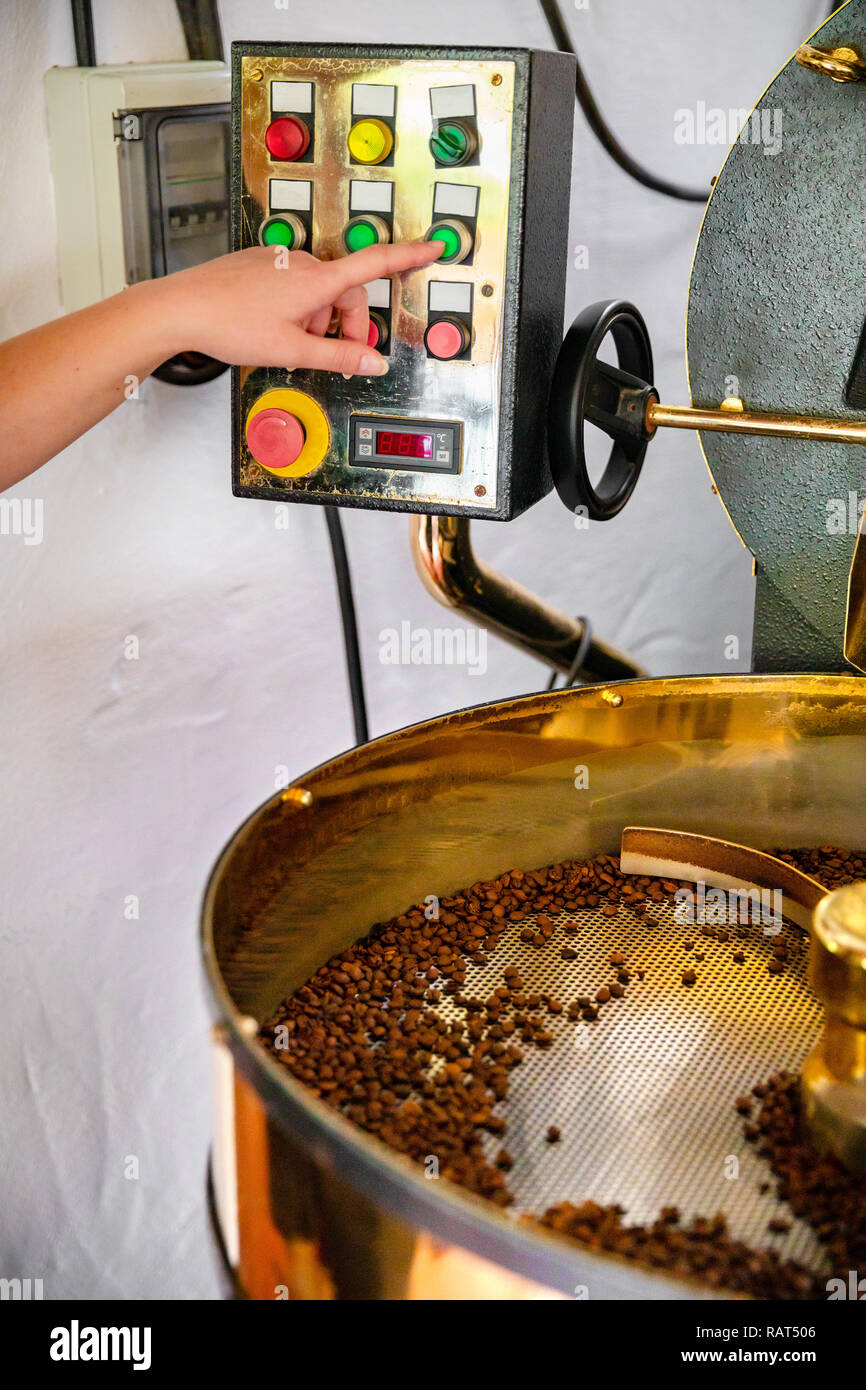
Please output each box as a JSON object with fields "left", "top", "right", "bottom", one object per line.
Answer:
{"left": 156, "top": 239, "right": 445, "bottom": 376}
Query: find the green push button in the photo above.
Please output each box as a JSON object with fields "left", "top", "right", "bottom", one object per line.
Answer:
{"left": 262, "top": 218, "right": 296, "bottom": 248}
{"left": 430, "top": 224, "right": 462, "bottom": 261}
{"left": 344, "top": 219, "right": 378, "bottom": 252}
{"left": 430, "top": 122, "right": 471, "bottom": 166}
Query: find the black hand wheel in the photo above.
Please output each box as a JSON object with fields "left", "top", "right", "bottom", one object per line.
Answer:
{"left": 548, "top": 300, "right": 657, "bottom": 521}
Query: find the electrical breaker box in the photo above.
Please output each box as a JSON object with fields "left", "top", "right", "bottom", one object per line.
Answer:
{"left": 232, "top": 44, "right": 576, "bottom": 520}
{"left": 45, "top": 62, "right": 230, "bottom": 313}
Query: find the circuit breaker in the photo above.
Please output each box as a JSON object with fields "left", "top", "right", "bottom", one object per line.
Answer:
{"left": 232, "top": 44, "right": 577, "bottom": 520}
{"left": 44, "top": 62, "right": 229, "bottom": 313}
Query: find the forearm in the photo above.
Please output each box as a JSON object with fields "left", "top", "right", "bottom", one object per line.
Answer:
{"left": 0, "top": 278, "right": 176, "bottom": 491}
{"left": 0, "top": 241, "right": 441, "bottom": 493}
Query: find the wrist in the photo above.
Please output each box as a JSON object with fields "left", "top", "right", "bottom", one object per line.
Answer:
{"left": 124, "top": 274, "right": 190, "bottom": 365}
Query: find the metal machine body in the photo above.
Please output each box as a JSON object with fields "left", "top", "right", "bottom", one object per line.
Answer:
{"left": 688, "top": 3, "right": 866, "bottom": 672}
{"left": 231, "top": 44, "right": 576, "bottom": 520}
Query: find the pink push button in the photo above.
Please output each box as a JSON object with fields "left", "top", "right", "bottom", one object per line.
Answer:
{"left": 425, "top": 318, "right": 468, "bottom": 361}
{"left": 246, "top": 408, "right": 306, "bottom": 471}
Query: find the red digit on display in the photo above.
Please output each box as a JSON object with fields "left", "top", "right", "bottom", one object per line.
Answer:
{"left": 375, "top": 431, "right": 437, "bottom": 459}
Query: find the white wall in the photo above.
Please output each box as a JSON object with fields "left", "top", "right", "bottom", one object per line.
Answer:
{"left": 0, "top": 0, "right": 830, "bottom": 1298}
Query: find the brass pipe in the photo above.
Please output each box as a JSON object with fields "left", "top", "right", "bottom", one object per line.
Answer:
{"left": 795, "top": 43, "right": 866, "bottom": 84}
{"left": 646, "top": 398, "right": 866, "bottom": 447}
{"left": 643, "top": 395, "right": 866, "bottom": 674}
{"left": 409, "top": 513, "right": 646, "bottom": 683}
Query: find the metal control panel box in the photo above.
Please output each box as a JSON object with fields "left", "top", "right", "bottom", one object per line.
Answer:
{"left": 231, "top": 43, "right": 576, "bottom": 520}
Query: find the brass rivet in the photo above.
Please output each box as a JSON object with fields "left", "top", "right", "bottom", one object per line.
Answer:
{"left": 281, "top": 786, "right": 313, "bottom": 807}
{"left": 602, "top": 690, "right": 623, "bottom": 708}
{"left": 491, "top": 73, "right": 503, "bottom": 86}
{"left": 249, "top": 67, "right": 264, "bottom": 82}
{"left": 481, "top": 283, "right": 495, "bottom": 298}
{"left": 474, "top": 485, "right": 486, "bottom": 497}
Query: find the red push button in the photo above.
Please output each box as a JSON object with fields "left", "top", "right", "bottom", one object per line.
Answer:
{"left": 265, "top": 115, "right": 311, "bottom": 162}
{"left": 246, "top": 408, "right": 306, "bottom": 471}
{"left": 367, "top": 312, "right": 389, "bottom": 351}
{"left": 425, "top": 317, "right": 469, "bottom": 361}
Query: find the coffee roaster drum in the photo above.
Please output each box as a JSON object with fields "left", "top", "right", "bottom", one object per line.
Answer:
{"left": 202, "top": 675, "right": 866, "bottom": 1300}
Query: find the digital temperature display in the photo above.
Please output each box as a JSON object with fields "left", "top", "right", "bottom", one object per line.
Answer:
{"left": 376, "top": 430, "right": 433, "bottom": 460}
{"left": 350, "top": 416, "right": 459, "bottom": 474}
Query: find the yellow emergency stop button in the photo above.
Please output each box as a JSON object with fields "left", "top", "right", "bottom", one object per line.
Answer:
{"left": 347, "top": 118, "right": 393, "bottom": 165}
{"left": 245, "top": 389, "right": 330, "bottom": 478}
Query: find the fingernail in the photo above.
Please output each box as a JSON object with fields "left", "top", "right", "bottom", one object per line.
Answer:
{"left": 360, "top": 352, "right": 388, "bottom": 376}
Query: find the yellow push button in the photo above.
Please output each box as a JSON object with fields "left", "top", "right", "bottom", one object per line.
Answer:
{"left": 347, "top": 118, "right": 393, "bottom": 165}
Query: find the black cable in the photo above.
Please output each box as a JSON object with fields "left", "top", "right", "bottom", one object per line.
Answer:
{"left": 538, "top": 0, "right": 710, "bottom": 204}
{"left": 546, "top": 616, "right": 594, "bottom": 690}
{"left": 175, "top": 0, "right": 225, "bottom": 63}
{"left": 171, "top": 0, "right": 368, "bottom": 742}
{"left": 70, "top": 0, "right": 96, "bottom": 66}
{"left": 324, "top": 508, "right": 370, "bottom": 745}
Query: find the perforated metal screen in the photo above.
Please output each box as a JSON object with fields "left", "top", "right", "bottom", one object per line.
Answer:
{"left": 426, "top": 899, "right": 826, "bottom": 1274}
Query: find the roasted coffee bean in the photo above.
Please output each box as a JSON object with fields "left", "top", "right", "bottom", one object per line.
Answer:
{"left": 260, "top": 844, "right": 866, "bottom": 1299}
{"left": 536, "top": 1199, "right": 815, "bottom": 1300}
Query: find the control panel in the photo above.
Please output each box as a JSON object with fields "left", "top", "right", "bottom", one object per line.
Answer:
{"left": 232, "top": 44, "right": 576, "bottom": 520}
